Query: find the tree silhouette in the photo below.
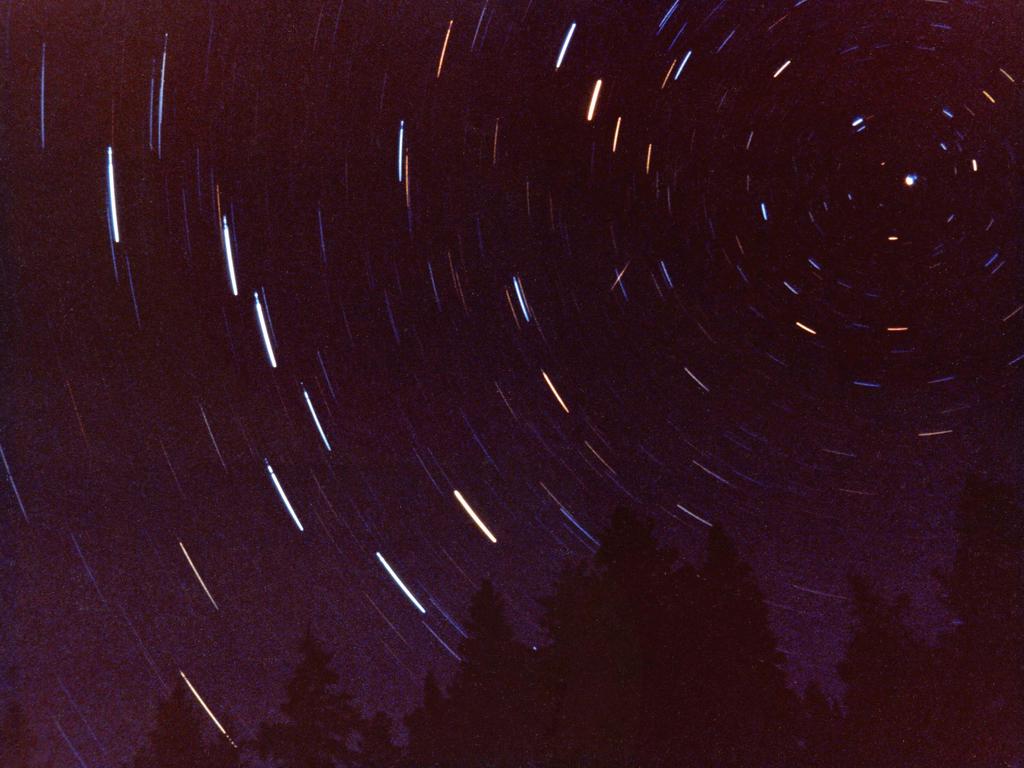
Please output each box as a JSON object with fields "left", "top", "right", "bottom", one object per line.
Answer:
{"left": 593, "top": 507, "right": 677, "bottom": 590}
{"left": 437, "top": 579, "right": 539, "bottom": 767}
{"left": 836, "top": 577, "right": 940, "bottom": 767}
{"left": 538, "top": 509, "right": 666, "bottom": 765}
{"left": 256, "top": 629, "right": 362, "bottom": 768}
{"left": 638, "top": 555, "right": 704, "bottom": 767}
{"left": 404, "top": 671, "right": 450, "bottom": 768}
{"left": 532, "top": 509, "right": 801, "bottom": 767}
{"left": 796, "top": 681, "right": 841, "bottom": 768}
{"left": 403, "top": 488, "right": 1024, "bottom": 766}
{"left": 683, "top": 525, "right": 799, "bottom": 767}
{"left": 931, "top": 476, "right": 1024, "bottom": 765}
{"left": 131, "top": 679, "right": 238, "bottom": 768}
{"left": 355, "top": 712, "right": 400, "bottom": 768}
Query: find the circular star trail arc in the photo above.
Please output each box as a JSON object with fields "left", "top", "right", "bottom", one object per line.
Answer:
{"left": 2, "top": 0, "right": 1022, "bottom": 764}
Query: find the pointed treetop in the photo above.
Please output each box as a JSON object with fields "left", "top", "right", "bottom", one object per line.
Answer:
{"left": 465, "top": 578, "right": 514, "bottom": 646}
{"left": 596, "top": 506, "right": 675, "bottom": 584}
{"left": 703, "top": 524, "right": 754, "bottom": 586}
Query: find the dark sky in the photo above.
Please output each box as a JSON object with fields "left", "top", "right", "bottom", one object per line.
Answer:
{"left": 2, "top": 0, "right": 1023, "bottom": 765}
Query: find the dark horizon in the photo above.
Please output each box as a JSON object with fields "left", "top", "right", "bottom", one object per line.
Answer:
{"left": 1, "top": 0, "right": 1022, "bottom": 765}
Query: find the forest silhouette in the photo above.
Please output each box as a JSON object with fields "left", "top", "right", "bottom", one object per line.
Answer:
{"left": 4, "top": 476, "right": 1021, "bottom": 767}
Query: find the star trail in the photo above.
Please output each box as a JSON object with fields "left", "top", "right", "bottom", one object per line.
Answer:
{"left": 1, "top": 0, "right": 1022, "bottom": 765}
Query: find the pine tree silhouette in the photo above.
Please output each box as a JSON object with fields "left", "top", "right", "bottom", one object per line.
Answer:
{"left": 836, "top": 577, "right": 939, "bottom": 767}
{"left": 132, "top": 678, "right": 238, "bottom": 768}
{"left": 538, "top": 509, "right": 661, "bottom": 765}
{"left": 932, "top": 476, "right": 1024, "bottom": 765}
{"left": 594, "top": 507, "right": 677, "bottom": 589}
{"left": 208, "top": 713, "right": 244, "bottom": 768}
{"left": 356, "top": 712, "right": 400, "bottom": 768}
{"left": 685, "top": 525, "right": 799, "bottom": 767}
{"left": 386, "top": 487, "right": 1024, "bottom": 767}
{"left": 404, "top": 671, "right": 450, "bottom": 768}
{"left": 796, "top": 681, "right": 841, "bottom": 768}
{"left": 441, "top": 579, "right": 539, "bottom": 767}
{"left": 639, "top": 555, "right": 704, "bottom": 767}
{"left": 256, "top": 629, "right": 362, "bottom": 768}
{"left": 535, "top": 509, "right": 798, "bottom": 767}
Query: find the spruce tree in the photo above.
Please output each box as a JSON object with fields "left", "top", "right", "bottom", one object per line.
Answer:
{"left": 688, "top": 525, "right": 798, "bottom": 767}
{"left": 933, "top": 477, "right": 1024, "bottom": 765}
{"left": 404, "top": 671, "right": 449, "bottom": 768}
{"left": 257, "top": 629, "right": 362, "bottom": 768}
{"left": 132, "top": 679, "right": 237, "bottom": 768}
{"left": 539, "top": 508, "right": 675, "bottom": 766}
{"left": 441, "top": 579, "right": 538, "bottom": 767}
{"left": 356, "top": 712, "right": 399, "bottom": 768}
{"left": 837, "top": 577, "right": 938, "bottom": 767}
{"left": 797, "top": 682, "right": 841, "bottom": 768}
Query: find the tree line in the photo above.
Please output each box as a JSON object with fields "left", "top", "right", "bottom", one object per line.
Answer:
{"left": 3, "top": 476, "right": 1021, "bottom": 767}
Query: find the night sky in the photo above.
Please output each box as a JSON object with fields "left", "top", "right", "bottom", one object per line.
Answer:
{"left": 2, "top": 0, "right": 1023, "bottom": 764}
